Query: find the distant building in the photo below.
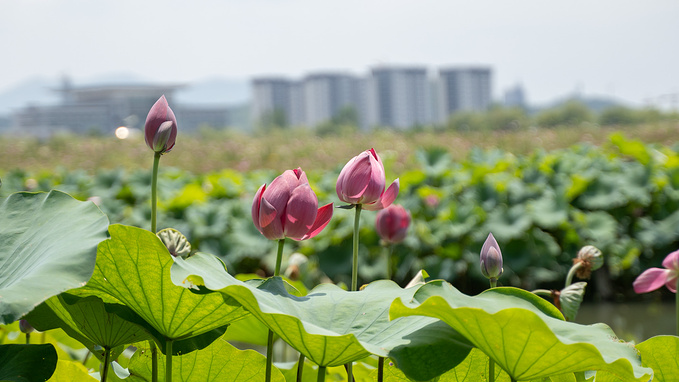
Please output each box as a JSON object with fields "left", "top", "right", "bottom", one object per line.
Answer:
{"left": 251, "top": 77, "right": 300, "bottom": 128}
{"left": 437, "top": 67, "right": 492, "bottom": 121}
{"left": 302, "top": 72, "right": 366, "bottom": 128}
{"left": 368, "top": 66, "right": 432, "bottom": 129}
{"left": 10, "top": 78, "right": 238, "bottom": 137}
{"left": 504, "top": 84, "right": 526, "bottom": 108}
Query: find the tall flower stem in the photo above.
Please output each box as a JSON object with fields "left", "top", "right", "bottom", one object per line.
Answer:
{"left": 565, "top": 262, "right": 583, "bottom": 288}
{"left": 166, "top": 340, "right": 173, "bottom": 382}
{"left": 150, "top": 342, "right": 158, "bottom": 382}
{"left": 488, "top": 278, "right": 497, "bottom": 382}
{"left": 101, "top": 347, "right": 111, "bottom": 382}
{"left": 386, "top": 245, "right": 394, "bottom": 280}
{"left": 266, "top": 239, "right": 286, "bottom": 382}
{"left": 296, "top": 354, "right": 306, "bottom": 382}
{"left": 351, "top": 204, "right": 362, "bottom": 292}
{"left": 378, "top": 357, "right": 385, "bottom": 382}
{"left": 151, "top": 152, "right": 161, "bottom": 233}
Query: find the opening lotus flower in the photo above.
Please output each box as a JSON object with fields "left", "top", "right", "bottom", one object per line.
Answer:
{"left": 252, "top": 168, "right": 333, "bottom": 241}
{"left": 633, "top": 250, "right": 679, "bottom": 294}
{"left": 375, "top": 204, "right": 410, "bottom": 244}
{"left": 336, "top": 148, "right": 399, "bottom": 211}
{"left": 145, "top": 95, "right": 177, "bottom": 154}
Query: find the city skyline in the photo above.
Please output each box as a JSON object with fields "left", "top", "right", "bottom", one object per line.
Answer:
{"left": 2, "top": 1, "right": 678, "bottom": 108}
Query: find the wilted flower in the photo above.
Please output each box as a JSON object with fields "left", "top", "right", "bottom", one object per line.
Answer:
{"left": 558, "top": 282, "right": 587, "bottom": 321}
{"left": 336, "top": 148, "right": 399, "bottom": 211}
{"left": 145, "top": 95, "right": 177, "bottom": 154}
{"left": 252, "top": 168, "right": 333, "bottom": 241}
{"left": 633, "top": 250, "right": 679, "bottom": 294}
{"left": 480, "top": 233, "right": 503, "bottom": 280}
{"left": 375, "top": 204, "right": 410, "bottom": 244}
{"left": 573, "top": 245, "right": 603, "bottom": 279}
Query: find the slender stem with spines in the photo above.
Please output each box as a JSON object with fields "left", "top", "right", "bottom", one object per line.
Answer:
{"left": 565, "top": 262, "right": 583, "bottom": 288}
{"left": 488, "top": 278, "right": 497, "bottom": 382}
{"left": 101, "top": 347, "right": 111, "bottom": 382}
{"left": 296, "top": 354, "right": 306, "bottom": 382}
{"left": 165, "top": 340, "right": 173, "bottom": 382}
{"left": 317, "top": 365, "right": 326, "bottom": 382}
{"left": 266, "top": 239, "right": 286, "bottom": 382}
{"left": 150, "top": 342, "right": 158, "bottom": 382}
{"left": 151, "top": 152, "right": 161, "bottom": 233}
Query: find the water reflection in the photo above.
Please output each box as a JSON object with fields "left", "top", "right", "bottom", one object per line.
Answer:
{"left": 575, "top": 302, "right": 674, "bottom": 342}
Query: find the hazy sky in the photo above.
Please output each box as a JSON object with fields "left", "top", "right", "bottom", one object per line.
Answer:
{"left": 2, "top": 0, "right": 678, "bottom": 106}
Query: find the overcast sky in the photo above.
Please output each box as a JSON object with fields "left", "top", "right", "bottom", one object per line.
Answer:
{"left": 2, "top": 0, "right": 678, "bottom": 106}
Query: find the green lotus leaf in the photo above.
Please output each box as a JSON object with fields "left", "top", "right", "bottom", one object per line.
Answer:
{"left": 0, "top": 190, "right": 109, "bottom": 323}
{"left": 124, "top": 337, "right": 285, "bottom": 382}
{"left": 0, "top": 343, "right": 58, "bottom": 381}
{"left": 389, "top": 280, "right": 652, "bottom": 381}
{"left": 25, "top": 293, "right": 152, "bottom": 357}
{"left": 49, "top": 360, "right": 98, "bottom": 381}
{"left": 75, "top": 224, "right": 248, "bottom": 354}
{"left": 637, "top": 335, "right": 679, "bottom": 381}
{"left": 171, "top": 252, "right": 473, "bottom": 374}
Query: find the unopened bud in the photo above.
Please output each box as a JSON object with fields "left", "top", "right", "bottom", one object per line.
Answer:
{"left": 19, "top": 319, "right": 34, "bottom": 334}
{"left": 480, "top": 233, "right": 503, "bottom": 280}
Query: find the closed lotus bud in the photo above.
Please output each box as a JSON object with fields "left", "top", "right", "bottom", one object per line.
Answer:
{"left": 375, "top": 204, "right": 411, "bottom": 244}
{"left": 573, "top": 245, "right": 603, "bottom": 279}
{"left": 19, "top": 319, "right": 34, "bottom": 334}
{"left": 252, "top": 168, "right": 333, "bottom": 241}
{"left": 480, "top": 233, "right": 503, "bottom": 280}
{"left": 336, "top": 148, "right": 399, "bottom": 211}
{"left": 144, "top": 95, "right": 177, "bottom": 154}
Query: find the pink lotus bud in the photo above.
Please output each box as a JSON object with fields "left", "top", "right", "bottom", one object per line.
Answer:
{"left": 336, "top": 148, "right": 399, "bottom": 210}
{"left": 252, "top": 168, "right": 333, "bottom": 241}
{"left": 19, "top": 319, "right": 34, "bottom": 334}
{"left": 375, "top": 204, "right": 411, "bottom": 244}
{"left": 480, "top": 233, "right": 503, "bottom": 280}
{"left": 144, "top": 95, "right": 177, "bottom": 154}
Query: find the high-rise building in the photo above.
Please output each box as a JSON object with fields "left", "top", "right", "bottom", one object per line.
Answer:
{"left": 368, "top": 66, "right": 431, "bottom": 129}
{"left": 302, "top": 72, "right": 366, "bottom": 128}
{"left": 251, "top": 77, "right": 301, "bottom": 127}
{"left": 504, "top": 84, "right": 526, "bottom": 108}
{"left": 437, "top": 67, "right": 492, "bottom": 122}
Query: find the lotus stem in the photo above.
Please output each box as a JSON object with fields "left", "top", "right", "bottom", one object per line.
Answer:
{"left": 151, "top": 152, "right": 161, "bottom": 233}
{"left": 101, "top": 347, "right": 111, "bottom": 382}
{"left": 296, "top": 354, "right": 305, "bottom": 382}
{"left": 489, "top": 278, "right": 497, "bottom": 382}
{"left": 25, "top": 333, "right": 29, "bottom": 344}
{"left": 352, "top": 204, "right": 362, "bottom": 291}
{"left": 565, "top": 262, "right": 583, "bottom": 288}
{"left": 676, "top": 277, "right": 678, "bottom": 336}
{"left": 378, "top": 357, "right": 385, "bottom": 382}
{"left": 531, "top": 289, "right": 552, "bottom": 297}
{"left": 386, "top": 245, "right": 394, "bottom": 280}
{"left": 265, "top": 331, "right": 274, "bottom": 382}
{"left": 317, "top": 365, "right": 326, "bottom": 382}
{"left": 165, "top": 339, "right": 173, "bottom": 382}
{"left": 151, "top": 342, "right": 158, "bottom": 382}
{"left": 275, "top": 239, "right": 285, "bottom": 276}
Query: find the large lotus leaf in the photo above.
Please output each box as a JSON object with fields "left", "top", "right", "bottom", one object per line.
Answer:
{"left": 171, "top": 252, "right": 473, "bottom": 373}
{"left": 75, "top": 224, "right": 248, "bottom": 353}
{"left": 0, "top": 190, "right": 109, "bottom": 323}
{"left": 0, "top": 343, "right": 58, "bottom": 382}
{"left": 25, "top": 293, "right": 152, "bottom": 355}
{"left": 637, "top": 335, "right": 679, "bottom": 381}
{"left": 389, "top": 281, "right": 652, "bottom": 381}
{"left": 49, "top": 360, "right": 98, "bottom": 381}
{"left": 124, "top": 337, "right": 285, "bottom": 382}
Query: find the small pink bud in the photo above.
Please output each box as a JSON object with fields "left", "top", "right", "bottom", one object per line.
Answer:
{"left": 375, "top": 204, "right": 411, "bottom": 244}
{"left": 480, "top": 233, "right": 503, "bottom": 280}
{"left": 19, "top": 319, "right": 34, "bottom": 334}
{"left": 144, "top": 95, "right": 177, "bottom": 154}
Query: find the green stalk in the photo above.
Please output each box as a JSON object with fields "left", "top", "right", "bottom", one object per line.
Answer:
{"left": 378, "top": 357, "right": 385, "bottom": 382}
{"left": 296, "top": 354, "right": 306, "bottom": 382}
{"left": 488, "top": 278, "right": 497, "bottom": 382}
{"left": 151, "top": 341, "right": 158, "bottom": 382}
{"left": 101, "top": 347, "right": 111, "bottom": 382}
{"left": 25, "top": 333, "right": 30, "bottom": 344}
{"left": 266, "top": 239, "right": 286, "bottom": 382}
{"left": 351, "top": 204, "right": 362, "bottom": 291}
{"left": 565, "top": 262, "right": 583, "bottom": 288}
{"left": 676, "top": 277, "right": 679, "bottom": 336}
{"left": 151, "top": 152, "right": 161, "bottom": 233}
{"left": 165, "top": 340, "right": 173, "bottom": 382}
{"left": 386, "top": 245, "right": 394, "bottom": 280}
{"left": 531, "top": 289, "right": 552, "bottom": 297}
{"left": 317, "top": 365, "right": 326, "bottom": 382}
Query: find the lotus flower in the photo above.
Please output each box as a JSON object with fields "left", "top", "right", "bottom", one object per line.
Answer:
{"left": 252, "top": 168, "right": 333, "bottom": 241}
{"left": 633, "top": 250, "right": 679, "bottom": 294}
{"left": 145, "top": 95, "right": 177, "bottom": 154}
{"left": 336, "top": 148, "right": 399, "bottom": 211}
{"left": 480, "top": 233, "right": 503, "bottom": 280}
{"left": 375, "top": 204, "right": 410, "bottom": 244}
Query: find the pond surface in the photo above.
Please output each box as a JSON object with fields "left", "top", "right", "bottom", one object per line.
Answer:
{"left": 575, "top": 302, "right": 674, "bottom": 343}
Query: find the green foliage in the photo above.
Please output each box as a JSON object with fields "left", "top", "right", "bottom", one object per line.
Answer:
{"left": 637, "top": 336, "right": 679, "bottom": 381}
{"left": 446, "top": 106, "right": 529, "bottom": 132}
{"left": 0, "top": 343, "right": 58, "bottom": 381}
{"left": 535, "top": 100, "right": 594, "bottom": 128}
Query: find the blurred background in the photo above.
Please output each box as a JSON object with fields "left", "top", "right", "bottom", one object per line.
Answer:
{"left": 1, "top": 0, "right": 678, "bottom": 342}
